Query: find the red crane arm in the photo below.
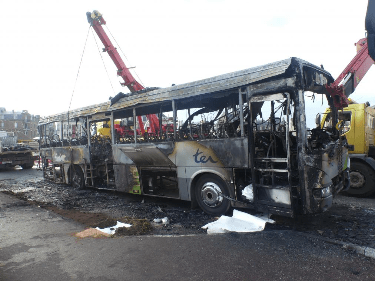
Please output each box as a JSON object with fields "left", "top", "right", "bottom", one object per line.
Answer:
{"left": 326, "top": 38, "right": 374, "bottom": 109}
{"left": 86, "top": 10, "right": 144, "bottom": 92}
{"left": 87, "top": 10, "right": 162, "bottom": 136}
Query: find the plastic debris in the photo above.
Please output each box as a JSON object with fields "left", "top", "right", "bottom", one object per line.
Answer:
{"left": 153, "top": 217, "right": 169, "bottom": 225}
{"left": 242, "top": 184, "right": 254, "bottom": 201}
{"left": 202, "top": 209, "right": 274, "bottom": 234}
{"left": 95, "top": 221, "right": 132, "bottom": 235}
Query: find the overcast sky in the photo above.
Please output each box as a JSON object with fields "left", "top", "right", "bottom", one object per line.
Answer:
{"left": 1, "top": 0, "right": 373, "bottom": 123}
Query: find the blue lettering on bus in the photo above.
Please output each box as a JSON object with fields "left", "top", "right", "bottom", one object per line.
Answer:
{"left": 193, "top": 148, "right": 218, "bottom": 164}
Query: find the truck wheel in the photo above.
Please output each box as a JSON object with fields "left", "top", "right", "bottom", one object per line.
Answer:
{"left": 21, "top": 164, "right": 33, "bottom": 169}
{"left": 70, "top": 165, "right": 85, "bottom": 189}
{"left": 195, "top": 175, "right": 231, "bottom": 216}
{"left": 346, "top": 162, "right": 375, "bottom": 197}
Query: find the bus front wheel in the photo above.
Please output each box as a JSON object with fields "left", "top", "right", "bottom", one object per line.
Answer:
{"left": 195, "top": 175, "right": 231, "bottom": 216}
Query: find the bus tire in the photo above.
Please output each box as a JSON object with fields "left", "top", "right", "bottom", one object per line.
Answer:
{"left": 195, "top": 175, "right": 231, "bottom": 216}
{"left": 70, "top": 165, "right": 85, "bottom": 190}
{"left": 345, "top": 161, "right": 375, "bottom": 197}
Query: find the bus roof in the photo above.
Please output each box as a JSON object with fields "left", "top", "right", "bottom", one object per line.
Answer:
{"left": 40, "top": 57, "right": 333, "bottom": 124}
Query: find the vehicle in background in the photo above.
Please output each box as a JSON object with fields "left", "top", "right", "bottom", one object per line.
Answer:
{"left": 320, "top": 1, "right": 375, "bottom": 197}
{"left": 322, "top": 100, "right": 375, "bottom": 196}
{"left": 0, "top": 131, "right": 37, "bottom": 169}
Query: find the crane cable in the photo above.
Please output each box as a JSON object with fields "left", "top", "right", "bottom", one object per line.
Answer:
{"left": 68, "top": 26, "right": 91, "bottom": 113}
{"left": 67, "top": 26, "right": 91, "bottom": 145}
{"left": 90, "top": 27, "right": 116, "bottom": 96}
{"left": 104, "top": 24, "right": 146, "bottom": 88}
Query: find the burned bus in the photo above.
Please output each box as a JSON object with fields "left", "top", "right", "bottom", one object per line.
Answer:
{"left": 38, "top": 57, "right": 350, "bottom": 217}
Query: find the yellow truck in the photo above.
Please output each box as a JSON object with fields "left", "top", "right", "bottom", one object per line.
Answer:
{"left": 319, "top": 0, "right": 375, "bottom": 196}
{"left": 0, "top": 132, "right": 37, "bottom": 169}
{"left": 322, "top": 101, "right": 375, "bottom": 196}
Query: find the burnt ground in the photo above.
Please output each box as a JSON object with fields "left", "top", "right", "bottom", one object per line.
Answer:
{"left": 0, "top": 172, "right": 214, "bottom": 236}
{"left": 1, "top": 168, "right": 375, "bottom": 247}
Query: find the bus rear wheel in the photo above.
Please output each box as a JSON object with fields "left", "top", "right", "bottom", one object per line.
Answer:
{"left": 70, "top": 165, "right": 85, "bottom": 189}
{"left": 346, "top": 162, "right": 375, "bottom": 197}
{"left": 195, "top": 175, "right": 231, "bottom": 216}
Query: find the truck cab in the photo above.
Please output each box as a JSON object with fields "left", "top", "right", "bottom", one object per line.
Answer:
{"left": 321, "top": 102, "right": 375, "bottom": 196}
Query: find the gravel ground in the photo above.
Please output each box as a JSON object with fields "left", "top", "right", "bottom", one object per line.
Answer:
{"left": 1, "top": 167, "right": 375, "bottom": 244}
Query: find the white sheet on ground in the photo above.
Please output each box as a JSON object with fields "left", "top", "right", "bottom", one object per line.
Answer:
{"left": 202, "top": 209, "right": 274, "bottom": 234}
{"left": 242, "top": 184, "right": 254, "bottom": 201}
{"left": 95, "top": 221, "right": 132, "bottom": 235}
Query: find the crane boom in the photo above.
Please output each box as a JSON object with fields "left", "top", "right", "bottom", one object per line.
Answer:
{"left": 326, "top": 0, "right": 375, "bottom": 109}
{"left": 87, "top": 10, "right": 161, "bottom": 135}
{"left": 326, "top": 38, "right": 374, "bottom": 109}
{"left": 86, "top": 10, "right": 143, "bottom": 92}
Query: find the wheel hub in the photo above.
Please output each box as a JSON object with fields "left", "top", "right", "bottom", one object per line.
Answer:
{"left": 72, "top": 173, "right": 82, "bottom": 189}
{"left": 201, "top": 182, "right": 223, "bottom": 207}
{"left": 350, "top": 171, "right": 365, "bottom": 189}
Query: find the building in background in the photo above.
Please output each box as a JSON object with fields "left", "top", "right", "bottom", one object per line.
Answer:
{"left": 0, "top": 108, "right": 40, "bottom": 140}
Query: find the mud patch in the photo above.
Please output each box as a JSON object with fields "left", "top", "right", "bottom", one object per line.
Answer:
{"left": 45, "top": 206, "right": 115, "bottom": 227}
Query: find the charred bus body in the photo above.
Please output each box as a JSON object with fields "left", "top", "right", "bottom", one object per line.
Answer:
{"left": 38, "top": 58, "right": 349, "bottom": 217}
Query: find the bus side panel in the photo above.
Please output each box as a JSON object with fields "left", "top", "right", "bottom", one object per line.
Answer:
{"left": 177, "top": 166, "right": 190, "bottom": 201}
{"left": 198, "top": 138, "right": 248, "bottom": 168}
{"left": 170, "top": 140, "right": 247, "bottom": 168}
{"left": 63, "top": 164, "right": 70, "bottom": 184}
{"left": 50, "top": 146, "right": 89, "bottom": 164}
{"left": 40, "top": 148, "right": 52, "bottom": 159}
{"left": 112, "top": 145, "right": 137, "bottom": 164}
{"left": 171, "top": 142, "right": 233, "bottom": 201}
{"left": 113, "top": 164, "right": 141, "bottom": 194}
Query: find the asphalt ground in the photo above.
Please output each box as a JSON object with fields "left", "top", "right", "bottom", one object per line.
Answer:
{"left": 1, "top": 167, "right": 375, "bottom": 280}
{"left": 1, "top": 191, "right": 375, "bottom": 281}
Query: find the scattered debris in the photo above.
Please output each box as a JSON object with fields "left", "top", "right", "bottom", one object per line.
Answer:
{"left": 242, "top": 184, "right": 254, "bottom": 201}
{"left": 202, "top": 210, "right": 274, "bottom": 234}
{"left": 96, "top": 221, "right": 132, "bottom": 235}
{"left": 154, "top": 217, "right": 169, "bottom": 225}
{"left": 113, "top": 217, "right": 153, "bottom": 236}
{"left": 12, "top": 187, "right": 36, "bottom": 193}
{"left": 2, "top": 174, "right": 375, "bottom": 246}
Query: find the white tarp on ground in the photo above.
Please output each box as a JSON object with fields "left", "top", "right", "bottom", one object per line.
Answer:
{"left": 202, "top": 209, "right": 274, "bottom": 234}
{"left": 242, "top": 184, "right": 254, "bottom": 201}
{"left": 95, "top": 221, "right": 132, "bottom": 235}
